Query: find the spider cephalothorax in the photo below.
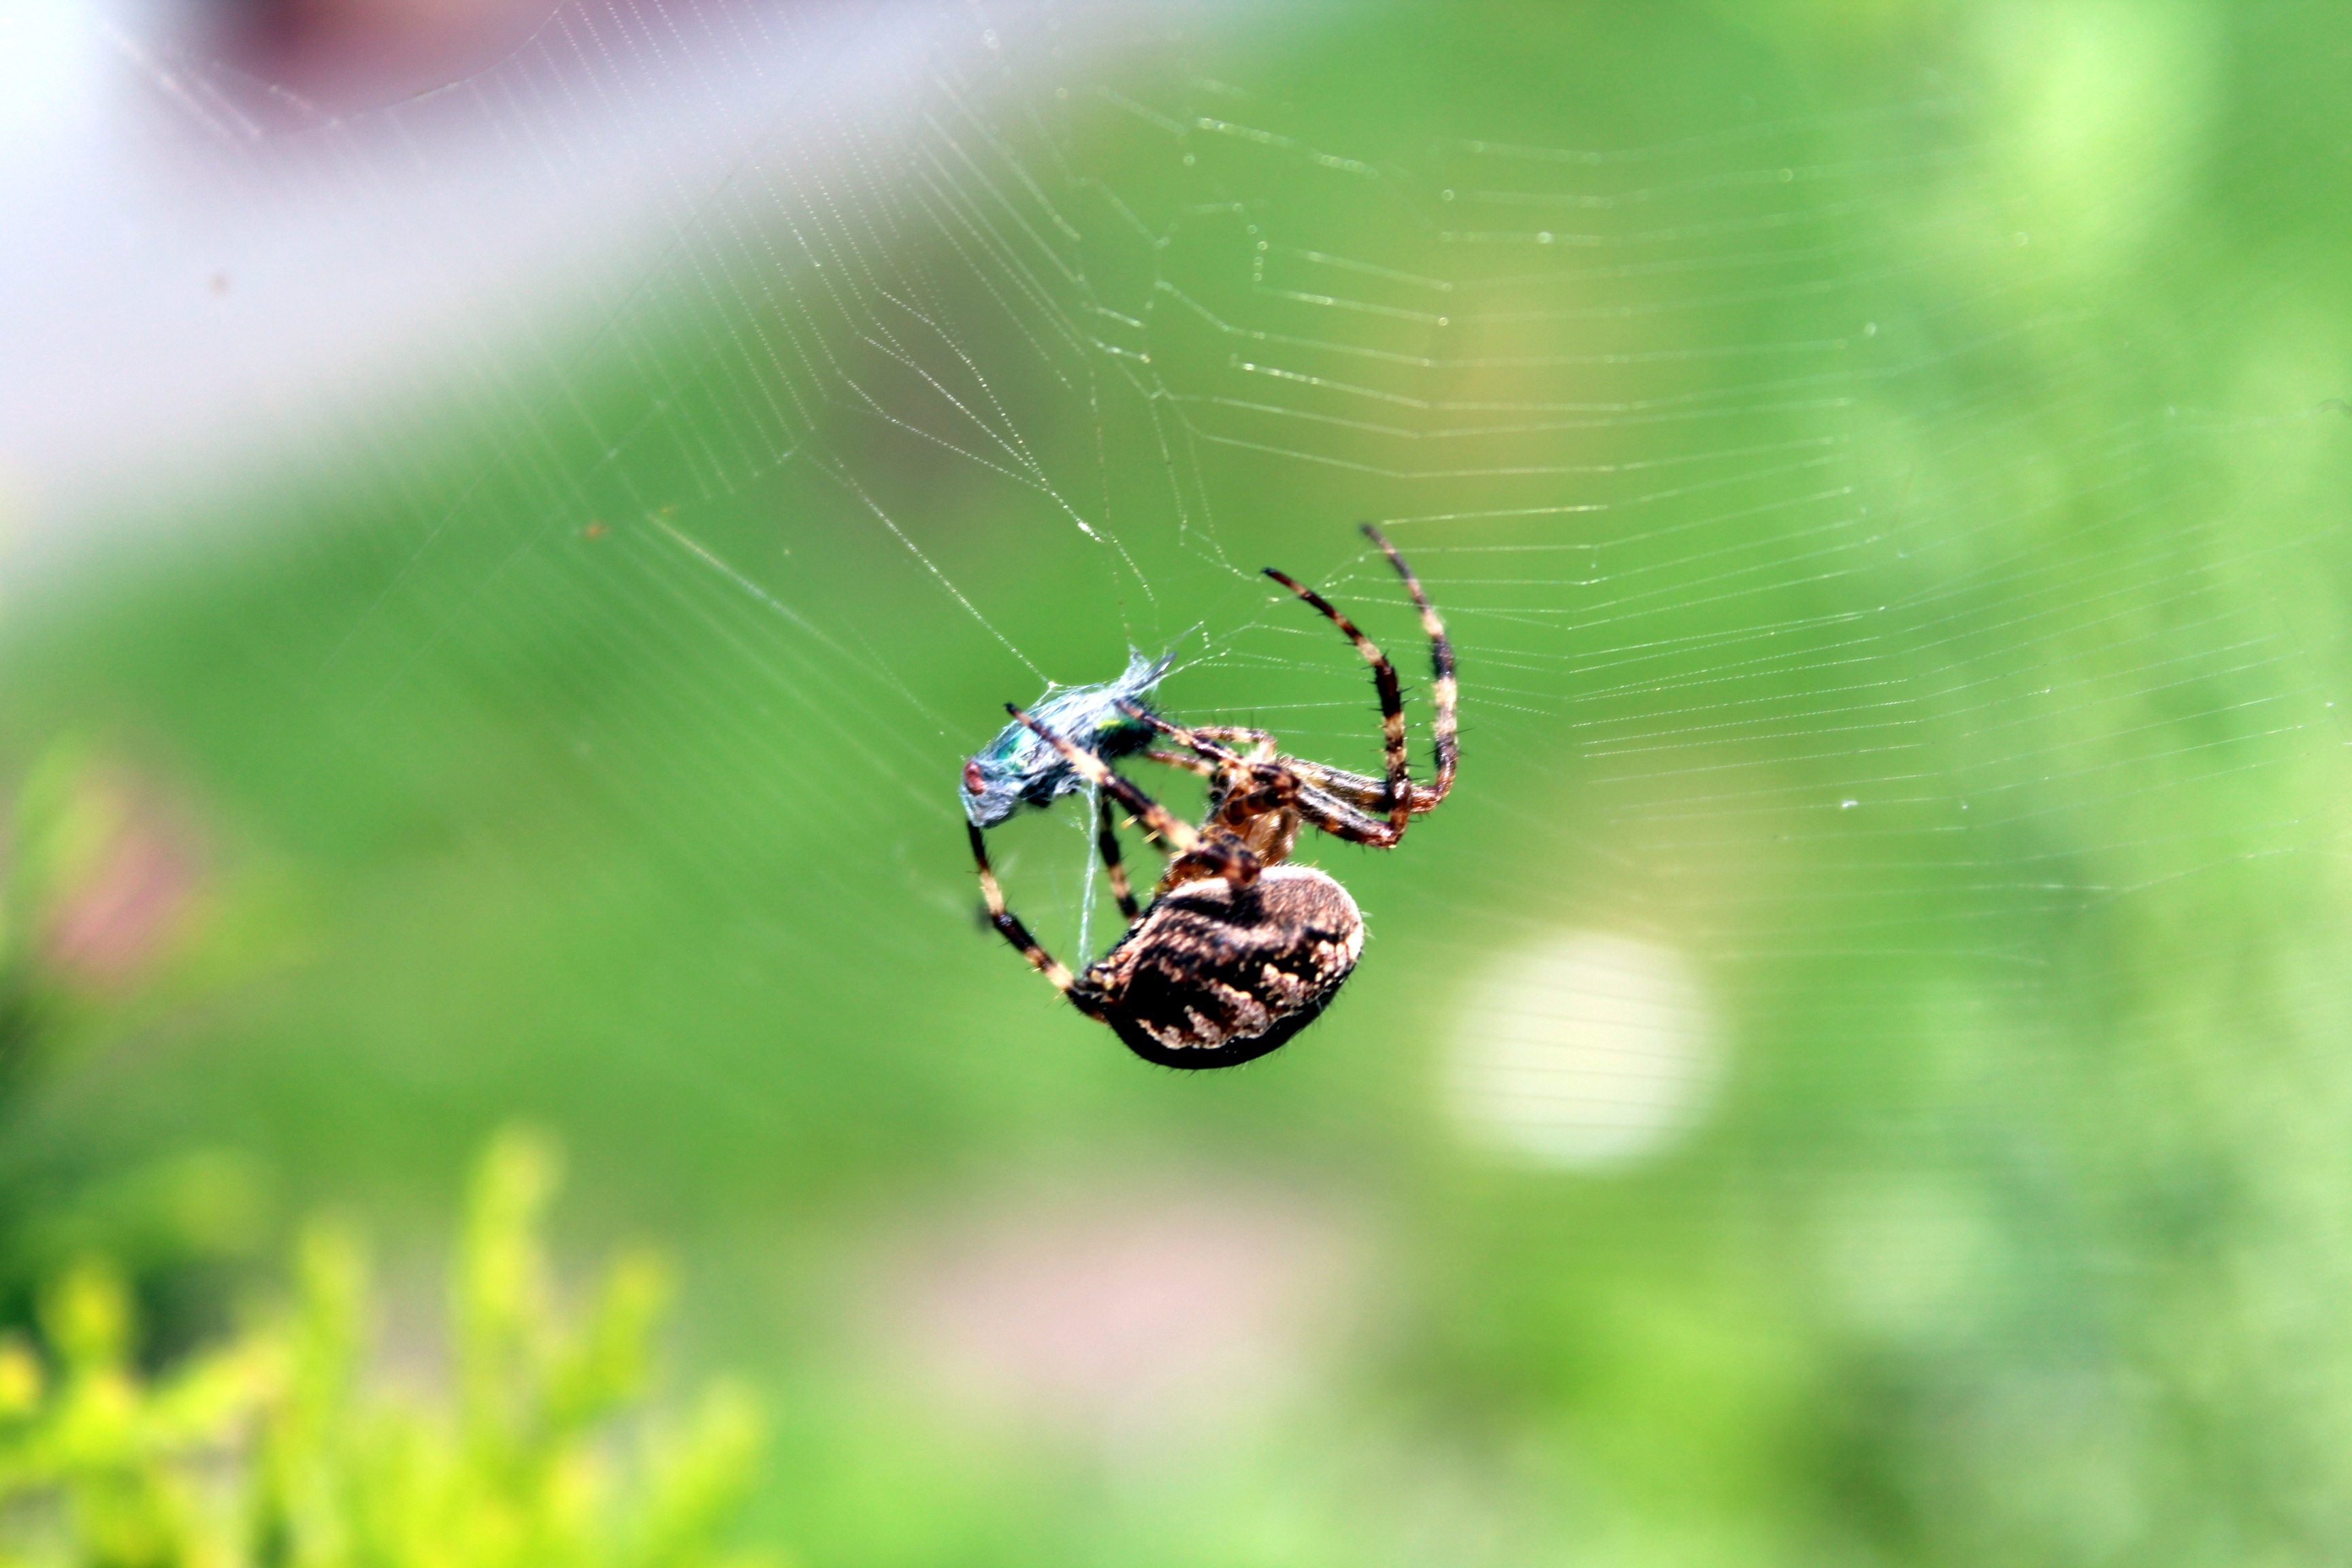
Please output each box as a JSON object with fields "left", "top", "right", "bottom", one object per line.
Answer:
{"left": 967, "top": 525, "right": 1457, "bottom": 1069}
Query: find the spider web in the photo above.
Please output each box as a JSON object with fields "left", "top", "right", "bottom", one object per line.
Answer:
{"left": 105, "top": 6, "right": 2314, "bottom": 973}
{"left": 21, "top": 0, "right": 2351, "bottom": 1197}
{"left": 11, "top": 0, "right": 2352, "bottom": 1556}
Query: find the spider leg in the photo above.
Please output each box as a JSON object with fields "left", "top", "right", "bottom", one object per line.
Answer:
{"left": 1364, "top": 523, "right": 1457, "bottom": 808}
{"left": 1262, "top": 565, "right": 1414, "bottom": 835}
{"left": 1006, "top": 704, "right": 1260, "bottom": 885}
{"left": 1175, "top": 749, "right": 1401, "bottom": 847}
{"left": 968, "top": 822, "right": 1092, "bottom": 1004}
{"left": 1117, "top": 702, "right": 1311, "bottom": 826}
{"left": 1094, "top": 791, "right": 1141, "bottom": 921}
{"left": 1145, "top": 749, "right": 1218, "bottom": 779}
{"left": 1156, "top": 742, "right": 1400, "bottom": 849}
{"left": 1276, "top": 760, "right": 1403, "bottom": 810}
{"left": 1188, "top": 725, "right": 1279, "bottom": 762}
{"left": 1274, "top": 761, "right": 1449, "bottom": 816}
{"left": 1288, "top": 782, "right": 1405, "bottom": 847}
{"left": 1125, "top": 705, "right": 1384, "bottom": 817}
{"left": 1129, "top": 705, "right": 1405, "bottom": 851}
{"left": 1114, "top": 700, "right": 1269, "bottom": 772}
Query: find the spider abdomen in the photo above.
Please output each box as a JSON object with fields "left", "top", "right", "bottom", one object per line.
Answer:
{"left": 1075, "top": 865, "right": 1365, "bottom": 1069}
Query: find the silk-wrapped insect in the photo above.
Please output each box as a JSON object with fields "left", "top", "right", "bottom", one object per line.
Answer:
{"left": 958, "top": 650, "right": 1174, "bottom": 828}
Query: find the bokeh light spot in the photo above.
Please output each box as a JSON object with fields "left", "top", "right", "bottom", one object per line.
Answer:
{"left": 1446, "top": 930, "right": 1723, "bottom": 1170}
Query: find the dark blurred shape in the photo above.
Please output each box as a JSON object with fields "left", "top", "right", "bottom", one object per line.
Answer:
{"left": 202, "top": 0, "right": 564, "bottom": 114}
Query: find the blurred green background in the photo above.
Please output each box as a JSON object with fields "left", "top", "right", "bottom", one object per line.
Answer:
{"left": 5, "top": 0, "right": 2352, "bottom": 1562}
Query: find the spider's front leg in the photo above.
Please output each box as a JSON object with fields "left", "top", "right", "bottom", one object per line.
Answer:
{"left": 1115, "top": 700, "right": 1303, "bottom": 819}
{"left": 1262, "top": 565, "right": 1413, "bottom": 834}
{"left": 1005, "top": 704, "right": 1260, "bottom": 887}
{"left": 1121, "top": 710, "right": 1278, "bottom": 783}
{"left": 1183, "top": 725, "right": 1281, "bottom": 762}
{"left": 1362, "top": 523, "right": 1457, "bottom": 807}
{"left": 1109, "top": 704, "right": 1413, "bottom": 849}
{"left": 1260, "top": 525, "right": 1458, "bottom": 834}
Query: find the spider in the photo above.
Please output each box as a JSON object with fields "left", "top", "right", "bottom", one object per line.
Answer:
{"left": 967, "top": 524, "right": 1458, "bottom": 1068}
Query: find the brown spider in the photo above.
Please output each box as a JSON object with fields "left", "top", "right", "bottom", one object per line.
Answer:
{"left": 967, "top": 524, "right": 1458, "bottom": 1068}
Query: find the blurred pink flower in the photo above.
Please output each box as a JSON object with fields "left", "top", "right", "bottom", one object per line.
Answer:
{"left": 879, "top": 1179, "right": 1358, "bottom": 1450}
{"left": 35, "top": 774, "right": 203, "bottom": 993}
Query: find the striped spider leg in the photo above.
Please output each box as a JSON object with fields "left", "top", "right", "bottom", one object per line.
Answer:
{"left": 1259, "top": 522, "right": 1459, "bottom": 833}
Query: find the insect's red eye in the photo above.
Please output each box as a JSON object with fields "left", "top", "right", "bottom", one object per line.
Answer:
{"left": 962, "top": 760, "right": 987, "bottom": 796}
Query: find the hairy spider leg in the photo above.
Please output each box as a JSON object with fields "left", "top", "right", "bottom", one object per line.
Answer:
{"left": 1254, "top": 757, "right": 1449, "bottom": 817}
{"left": 1115, "top": 700, "right": 1306, "bottom": 815}
{"left": 1259, "top": 531, "right": 1456, "bottom": 823}
{"left": 1262, "top": 566, "right": 1414, "bottom": 834}
{"left": 1114, "top": 701, "right": 1247, "bottom": 766}
{"left": 1094, "top": 791, "right": 1141, "bottom": 921}
{"left": 1145, "top": 749, "right": 1218, "bottom": 778}
{"left": 1113, "top": 698, "right": 1418, "bottom": 851}
{"left": 1186, "top": 725, "right": 1281, "bottom": 762}
{"left": 1362, "top": 523, "right": 1458, "bottom": 808}
{"left": 968, "top": 821, "right": 1087, "bottom": 1000}
{"left": 1140, "top": 725, "right": 1276, "bottom": 781}
{"left": 1273, "top": 761, "right": 1404, "bottom": 811}
{"left": 1111, "top": 664, "right": 1452, "bottom": 849}
{"left": 1006, "top": 704, "right": 1260, "bottom": 885}
{"left": 1283, "top": 780, "right": 1418, "bottom": 846}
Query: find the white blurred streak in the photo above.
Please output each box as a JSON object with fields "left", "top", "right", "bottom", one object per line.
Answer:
{"left": 1446, "top": 930, "right": 1722, "bottom": 1169}
{"left": 0, "top": 1, "right": 102, "bottom": 157}
{"left": 0, "top": 0, "right": 1149, "bottom": 581}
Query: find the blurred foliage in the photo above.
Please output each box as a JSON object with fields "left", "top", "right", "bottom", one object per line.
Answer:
{"left": 0, "top": 740, "right": 150, "bottom": 1101}
{"left": 0, "top": 1128, "right": 768, "bottom": 1568}
{"left": 0, "top": 738, "right": 298, "bottom": 1363}
{"left": 0, "top": 734, "right": 295, "bottom": 1111}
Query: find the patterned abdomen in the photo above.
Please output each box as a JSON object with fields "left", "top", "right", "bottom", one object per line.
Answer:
{"left": 1077, "top": 866, "right": 1365, "bottom": 1069}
